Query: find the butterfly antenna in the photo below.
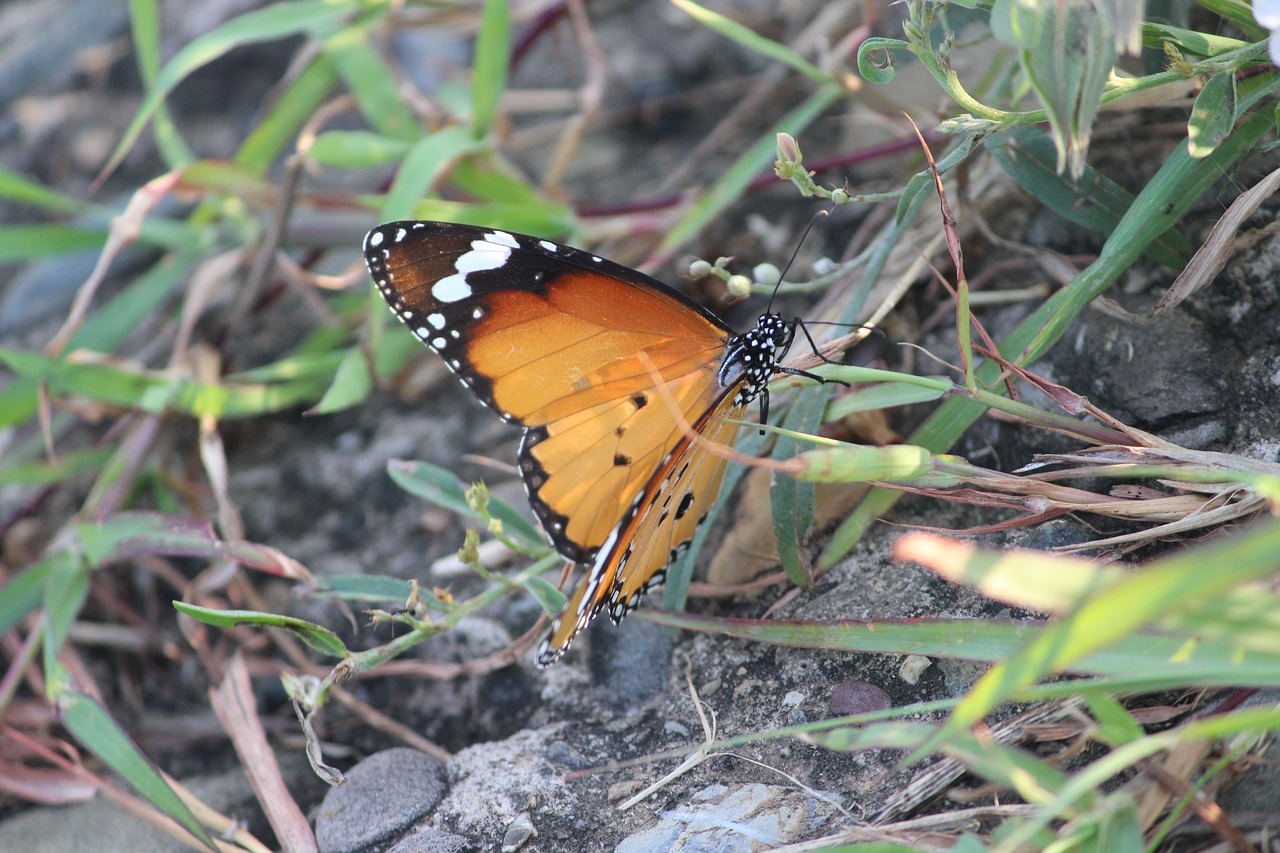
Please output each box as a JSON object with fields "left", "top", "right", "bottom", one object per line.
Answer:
{"left": 766, "top": 210, "right": 828, "bottom": 315}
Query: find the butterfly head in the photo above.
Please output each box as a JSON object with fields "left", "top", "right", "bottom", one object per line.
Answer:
{"left": 719, "top": 312, "right": 794, "bottom": 407}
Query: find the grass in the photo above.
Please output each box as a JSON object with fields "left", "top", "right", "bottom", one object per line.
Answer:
{"left": 1, "top": 0, "right": 1278, "bottom": 850}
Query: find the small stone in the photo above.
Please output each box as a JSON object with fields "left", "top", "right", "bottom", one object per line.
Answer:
{"left": 827, "top": 680, "right": 892, "bottom": 717}
{"left": 663, "top": 720, "right": 690, "bottom": 738}
{"left": 899, "top": 654, "right": 933, "bottom": 685}
{"left": 607, "top": 780, "right": 646, "bottom": 803}
{"left": 500, "top": 812, "right": 536, "bottom": 852}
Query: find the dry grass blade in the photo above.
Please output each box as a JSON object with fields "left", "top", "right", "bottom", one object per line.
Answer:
{"left": 209, "top": 653, "right": 317, "bottom": 853}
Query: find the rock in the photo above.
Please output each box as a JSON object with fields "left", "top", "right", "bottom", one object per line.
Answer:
{"left": 315, "top": 748, "right": 448, "bottom": 853}
{"left": 614, "top": 782, "right": 841, "bottom": 852}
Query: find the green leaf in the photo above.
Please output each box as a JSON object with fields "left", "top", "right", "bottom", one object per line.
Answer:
{"left": 1191, "top": 0, "right": 1268, "bottom": 38}
{"left": 309, "top": 346, "right": 372, "bottom": 414}
{"left": 895, "top": 171, "right": 934, "bottom": 226}
{"left": 0, "top": 558, "right": 54, "bottom": 635}
{"left": 379, "top": 127, "right": 486, "bottom": 221}
{"left": 309, "top": 130, "right": 411, "bottom": 167}
{"left": 522, "top": 574, "right": 568, "bottom": 617}
{"left": 173, "top": 602, "right": 350, "bottom": 659}
{"left": 42, "top": 552, "right": 89, "bottom": 668}
{"left": 471, "top": 0, "right": 510, "bottom": 139}
{"left": 236, "top": 55, "right": 339, "bottom": 170}
{"left": 771, "top": 387, "right": 830, "bottom": 587}
{"left": 0, "top": 346, "right": 327, "bottom": 420}
{"left": 856, "top": 37, "right": 909, "bottom": 84}
{"left": 1086, "top": 694, "right": 1144, "bottom": 745}
{"left": 1188, "top": 72, "right": 1237, "bottom": 157}
{"left": 988, "top": 126, "right": 1191, "bottom": 268}
{"left": 823, "top": 382, "right": 946, "bottom": 420}
{"left": 447, "top": 157, "right": 543, "bottom": 205}
{"left": 57, "top": 687, "right": 216, "bottom": 848}
{"left": 0, "top": 447, "right": 113, "bottom": 486}
{"left": 0, "top": 167, "right": 83, "bottom": 213}
{"left": 995, "top": 0, "right": 1114, "bottom": 177}
{"left": 1141, "top": 23, "right": 1249, "bottom": 57}
{"left": 386, "top": 459, "right": 547, "bottom": 551}
{"left": 990, "top": 0, "right": 1045, "bottom": 46}
{"left": 324, "top": 25, "right": 420, "bottom": 141}
{"left": 0, "top": 225, "right": 108, "bottom": 262}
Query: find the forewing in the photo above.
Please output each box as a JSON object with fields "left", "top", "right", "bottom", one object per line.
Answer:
{"left": 364, "top": 220, "right": 732, "bottom": 561}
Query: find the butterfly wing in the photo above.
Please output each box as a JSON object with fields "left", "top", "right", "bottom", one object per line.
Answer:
{"left": 536, "top": 393, "right": 747, "bottom": 666}
{"left": 364, "top": 221, "right": 733, "bottom": 563}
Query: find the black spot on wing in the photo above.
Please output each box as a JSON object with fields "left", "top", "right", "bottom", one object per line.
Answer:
{"left": 675, "top": 491, "right": 695, "bottom": 520}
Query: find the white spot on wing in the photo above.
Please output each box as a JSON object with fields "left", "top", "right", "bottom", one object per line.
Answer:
{"left": 431, "top": 235, "right": 513, "bottom": 303}
{"left": 487, "top": 230, "right": 520, "bottom": 249}
{"left": 426, "top": 313, "right": 445, "bottom": 329}
{"left": 367, "top": 230, "right": 384, "bottom": 248}
{"left": 539, "top": 240, "right": 558, "bottom": 253}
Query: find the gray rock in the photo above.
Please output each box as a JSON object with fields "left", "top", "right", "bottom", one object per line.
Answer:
{"left": 315, "top": 748, "right": 448, "bottom": 853}
{"left": 386, "top": 826, "right": 473, "bottom": 853}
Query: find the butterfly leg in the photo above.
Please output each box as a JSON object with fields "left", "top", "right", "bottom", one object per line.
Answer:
{"left": 792, "top": 318, "right": 854, "bottom": 380}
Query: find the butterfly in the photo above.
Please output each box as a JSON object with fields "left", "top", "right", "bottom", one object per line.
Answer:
{"left": 364, "top": 221, "right": 838, "bottom": 666}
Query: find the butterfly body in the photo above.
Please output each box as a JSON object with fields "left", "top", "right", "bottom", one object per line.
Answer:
{"left": 364, "top": 221, "right": 819, "bottom": 666}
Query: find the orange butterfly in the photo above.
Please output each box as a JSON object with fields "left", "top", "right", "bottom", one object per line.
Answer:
{"left": 364, "top": 221, "right": 836, "bottom": 666}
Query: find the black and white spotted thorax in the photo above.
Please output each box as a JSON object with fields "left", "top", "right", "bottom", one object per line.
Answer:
{"left": 718, "top": 313, "right": 794, "bottom": 406}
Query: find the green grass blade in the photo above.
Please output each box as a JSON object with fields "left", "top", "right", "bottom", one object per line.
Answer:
{"left": 324, "top": 25, "right": 420, "bottom": 141}
{"left": 0, "top": 167, "right": 83, "bottom": 213}
{"left": 0, "top": 226, "right": 109, "bottom": 262}
{"left": 309, "top": 346, "right": 372, "bottom": 414}
{"left": 127, "top": 0, "right": 194, "bottom": 167}
{"left": 640, "top": 609, "right": 1280, "bottom": 688}
{"left": 309, "top": 130, "right": 411, "bottom": 167}
{"left": 771, "top": 387, "right": 831, "bottom": 586}
{"left": 0, "top": 558, "right": 55, "bottom": 636}
{"left": 936, "top": 517, "right": 1280, "bottom": 747}
{"left": 236, "top": 55, "right": 339, "bottom": 170}
{"left": 106, "top": 0, "right": 353, "bottom": 176}
{"left": 471, "top": 0, "right": 510, "bottom": 139}
{"left": 56, "top": 686, "right": 217, "bottom": 849}
{"left": 379, "top": 127, "right": 486, "bottom": 221}
{"left": 668, "top": 0, "right": 829, "bottom": 83}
